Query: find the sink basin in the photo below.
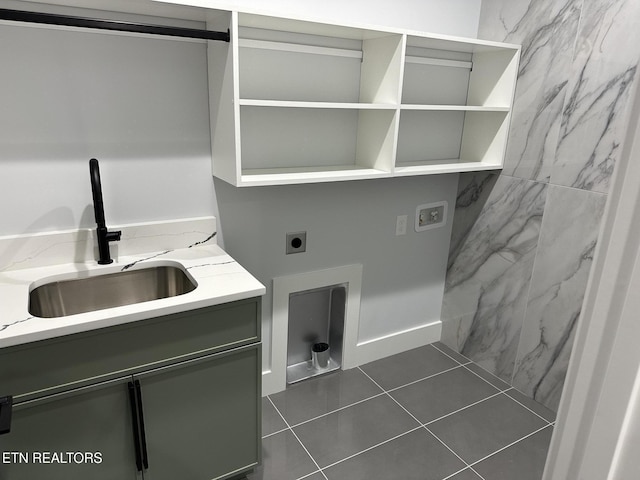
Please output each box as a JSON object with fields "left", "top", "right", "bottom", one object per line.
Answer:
{"left": 29, "top": 265, "right": 197, "bottom": 318}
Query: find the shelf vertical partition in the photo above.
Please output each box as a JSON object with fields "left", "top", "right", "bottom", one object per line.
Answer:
{"left": 208, "top": 11, "right": 240, "bottom": 186}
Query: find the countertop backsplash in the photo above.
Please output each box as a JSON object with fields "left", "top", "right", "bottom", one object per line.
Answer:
{"left": 0, "top": 217, "right": 218, "bottom": 273}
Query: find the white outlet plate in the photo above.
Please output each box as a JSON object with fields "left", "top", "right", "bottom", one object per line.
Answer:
{"left": 415, "top": 201, "right": 448, "bottom": 232}
{"left": 396, "top": 215, "right": 408, "bottom": 236}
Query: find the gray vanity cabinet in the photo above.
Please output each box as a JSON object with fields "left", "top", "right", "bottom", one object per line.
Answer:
{"left": 0, "top": 297, "right": 262, "bottom": 480}
{"left": 135, "top": 344, "right": 260, "bottom": 480}
{"left": 0, "top": 377, "right": 139, "bottom": 480}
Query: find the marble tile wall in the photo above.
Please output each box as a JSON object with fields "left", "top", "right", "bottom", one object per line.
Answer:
{"left": 442, "top": 0, "right": 640, "bottom": 411}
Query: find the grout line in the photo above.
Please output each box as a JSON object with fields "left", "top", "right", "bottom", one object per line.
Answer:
{"left": 360, "top": 366, "right": 484, "bottom": 479}
{"left": 467, "top": 423, "right": 553, "bottom": 470}
{"left": 423, "top": 424, "right": 477, "bottom": 473}
{"left": 423, "top": 423, "right": 489, "bottom": 480}
{"left": 502, "top": 388, "right": 556, "bottom": 425}
{"left": 498, "top": 172, "right": 608, "bottom": 197}
{"left": 441, "top": 467, "right": 470, "bottom": 480}
{"left": 359, "top": 367, "right": 429, "bottom": 428}
{"left": 295, "top": 471, "right": 323, "bottom": 480}
{"left": 423, "top": 391, "right": 505, "bottom": 426}
{"left": 441, "top": 467, "right": 483, "bottom": 480}
{"left": 430, "top": 342, "right": 472, "bottom": 365}
{"left": 267, "top": 397, "right": 329, "bottom": 480}
{"left": 469, "top": 466, "right": 488, "bottom": 480}
{"left": 319, "top": 426, "right": 424, "bottom": 471}
{"left": 262, "top": 426, "right": 290, "bottom": 439}
{"left": 461, "top": 363, "right": 511, "bottom": 392}
{"left": 285, "top": 391, "right": 388, "bottom": 429}
{"left": 470, "top": 467, "right": 488, "bottom": 480}
{"left": 360, "top": 364, "right": 465, "bottom": 395}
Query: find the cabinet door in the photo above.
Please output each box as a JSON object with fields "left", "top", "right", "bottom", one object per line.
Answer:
{"left": 0, "top": 377, "right": 139, "bottom": 480}
{"left": 135, "top": 344, "right": 261, "bottom": 480}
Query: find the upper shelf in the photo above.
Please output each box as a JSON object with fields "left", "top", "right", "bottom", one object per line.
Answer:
{"left": 207, "top": 11, "right": 520, "bottom": 187}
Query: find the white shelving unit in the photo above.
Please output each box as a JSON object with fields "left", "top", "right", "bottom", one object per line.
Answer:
{"left": 208, "top": 11, "right": 520, "bottom": 187}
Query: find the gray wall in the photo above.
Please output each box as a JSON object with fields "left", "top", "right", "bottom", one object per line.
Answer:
{"left": 216, "top": 176, "right": 457, "bottom": 368}
{"left": 0, "top": 6, "right": 217, "bottom": 234}
{"left": 442, "top": 0, "right": 640, "bottom": 412}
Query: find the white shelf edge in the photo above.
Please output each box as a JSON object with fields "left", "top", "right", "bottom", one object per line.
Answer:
{"left": 239, "top": 166, "right": 391, "bottom": 186}
{"left": 393, "top": 160, "right": 502, "bottom": 176}
{"left": 399, "top": 105, "right": 510, "bottom": 112}
{"left": 238, "top": 99, "right": 398, "bottom": 109}
{"left": 238, "top": 38, "right": 362, "bottom": 59}
{"left": 405, "top": 56, "right": 472, "bottom": 69}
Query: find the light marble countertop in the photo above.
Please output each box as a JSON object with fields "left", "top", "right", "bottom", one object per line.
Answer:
{"left": 0, "top": 217, "right": 266, "bottom": 349}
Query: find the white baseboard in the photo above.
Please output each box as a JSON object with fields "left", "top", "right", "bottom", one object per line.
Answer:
{"left": 354, "top": 320, "right": 442, "bottom": 366}
{"left": 262, "top": 320, "right": 441, "bottom": 396}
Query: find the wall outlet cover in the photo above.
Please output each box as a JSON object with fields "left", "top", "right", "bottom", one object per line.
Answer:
{"left": 396, "top": 215, "right": 408, "bottom": 236}
{"left": 415, "top": 201, "right": 448, "bottom": 232}
{"left": 286, "top": 231, "right": 307, "bottom": 254}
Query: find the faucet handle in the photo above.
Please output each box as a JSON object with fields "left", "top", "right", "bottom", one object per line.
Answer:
{"left": 106, "top": 230, "right": 122, "bottom": 242}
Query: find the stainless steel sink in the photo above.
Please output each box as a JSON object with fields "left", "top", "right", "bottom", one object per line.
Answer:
{"left": 29, "top": 265, "right": 197, "bottom": 318}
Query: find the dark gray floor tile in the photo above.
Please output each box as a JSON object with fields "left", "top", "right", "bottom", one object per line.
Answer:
{"left": 505, "top": 389, "right": 556, "bottom": 422}
{"left": 464, "top": 363, "right": 511, "bottom": 391}
{"left": 270, "top": 368, "right": 383, "bottom": 426}
{"left": 262, "top": 397, "right": 288, "bottom": 436}
{"left": 446, "top": 468, "right": 483, "bottom": 480}
{"left": 391, "top": 366, "right": 500, "bottom": 424}
{"left": 432, "top": 342, "right": 470, "bottom": 364}
{"left": 247, "top": 430, "right": 317, "bottom": 480}
{"left": 428, "top": 394, "right": 547, "bottom": 464}
{"left": 473, "top": 425, "right": 553, "bottom": 480}
{"left": 293, "top": 394, "right": 419, "bottom": 468}
{"left": 323, "top": 428, "right": 465, "bottom": 480}
{"left": 360, "top": 345, "right": 459, "bottom": 390}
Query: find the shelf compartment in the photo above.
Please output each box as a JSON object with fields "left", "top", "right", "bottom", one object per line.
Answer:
{"left": 402, "top": 35, "right": 519, "bottom": 108}
{"left": 238, "top": 105, "right": 396, "bottom": 185}
{"left": 396, "top": 110, "right": 466, "bottom": 163}
{"left": 395, "top": 110, "right": 510, "bottom": 175}
{"left": 238, "top": 34, "right": 363, "bottom": 102}
{"left": 402, "top": 48, "right": 472, "bottom": 106}
{"left": 237, "top": 13, "right": 403, "bottom": 104}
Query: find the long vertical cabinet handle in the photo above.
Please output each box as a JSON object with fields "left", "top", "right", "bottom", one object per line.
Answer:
{"left": 0, "top": 395, "right": 13, "bottom": 435}
{"left": 134, "top": 380, "right": 150, "bottom": 470}
{"left": 127, "top": 382, "right": 143, "bottom": 472}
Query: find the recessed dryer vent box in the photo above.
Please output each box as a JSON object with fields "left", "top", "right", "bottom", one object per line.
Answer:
{"left": 286, "top": 284, "right": 346, "bottom": 384}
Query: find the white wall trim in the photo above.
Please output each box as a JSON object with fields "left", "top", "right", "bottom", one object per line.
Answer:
{"left": 263, "top": 264, "right": 362, "bottom": 396}
{"left": 355, "top": 320, "right": 441, "bottom": 366}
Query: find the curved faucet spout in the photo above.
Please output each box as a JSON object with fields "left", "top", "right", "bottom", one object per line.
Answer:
{"left": 89, "top": 158, "right": 121, "bottom": 265}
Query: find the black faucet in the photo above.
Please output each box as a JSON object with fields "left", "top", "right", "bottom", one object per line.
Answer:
{"left": 89, "top": 158, "right": 121, "bottom": 265}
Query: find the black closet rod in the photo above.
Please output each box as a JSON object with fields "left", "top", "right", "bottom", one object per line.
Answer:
{"left": 0, "top": 8, "right": 230, "bottom": 42}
